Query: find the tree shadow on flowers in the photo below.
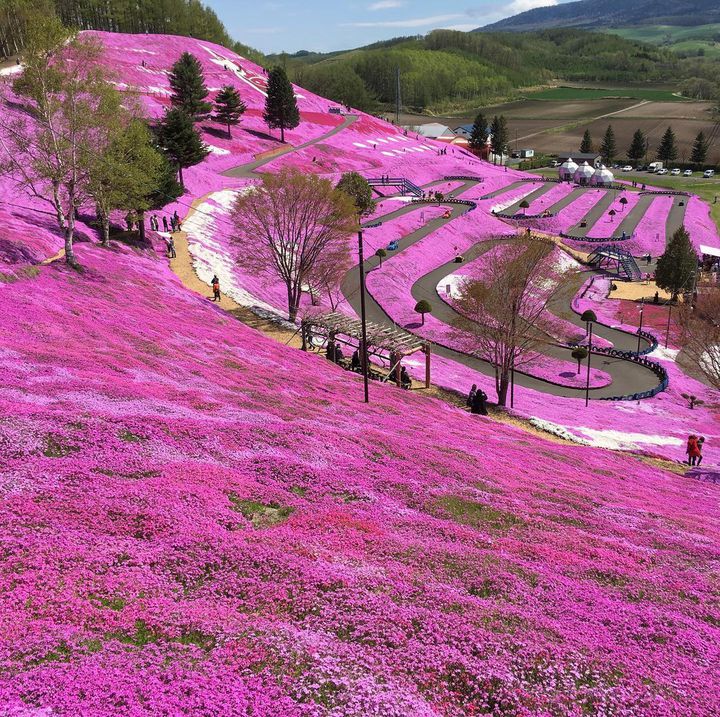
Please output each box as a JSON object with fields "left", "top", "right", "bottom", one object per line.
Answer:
{"left": 404, "top": 321, "right": 423, "bottom": 330}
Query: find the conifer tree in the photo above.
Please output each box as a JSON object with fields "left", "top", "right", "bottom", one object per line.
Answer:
{"left": 490, "top": 115, "right": 508, "bottom": 163}
{"left": 263, "top": 66, "right": 300, "bottom": 143}
{"left": 469, "top": 111, "right": 489, "bottom": 150}
{"left": 157, "top": 107, "right": 209, "bottom": 188}
{"left": 627, "top": 129, "right": 647, "bottom": 164}
{"left": 213, "top": 85, "right": 246, "bottom": 138}
{"left": 580, "top": 129, "right": 593, "bottom": 154}
{"left": 657, "top": 126, "right": 678, "bottom": 164}
{"left": 169, "top": 52, "right": 212, "bottom": 122}
{"left": 655, "top": 226, "right": 698, "bottom": 300}
{"left": 690, "top": 130, "right": 709, "bottom": 165}
{"left": 600, "top": 124, "right": 616, "bottom": 165}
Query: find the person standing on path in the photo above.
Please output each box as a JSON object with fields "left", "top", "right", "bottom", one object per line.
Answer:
{"left": 162, "top": 216, "right": 169, "bottom": 233}
{"left": 211, "top": 275, "right": 221, "bottom": 302}
{"left": 697, "top": 437, "right": 705, "bottom": 466}
{"left": 167, "top": 237, "right": 176, "bottom": 259}
{"left": 686, "top": 434, "right": 700, "bottom": 466}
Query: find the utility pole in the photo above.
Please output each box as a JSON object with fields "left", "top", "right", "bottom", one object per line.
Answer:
{"left": 395, "top": 66, "right": 401, "bottom": 125}
{"left": 357, "top": 229, "right": 370, "bottom": 403}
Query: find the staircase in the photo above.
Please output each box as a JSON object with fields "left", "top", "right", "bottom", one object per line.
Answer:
{"left": 588, "top": 245, "right": 642, "bottom": 281}
{"left": 367, "top": 177, "right": 424, "bottom": 198}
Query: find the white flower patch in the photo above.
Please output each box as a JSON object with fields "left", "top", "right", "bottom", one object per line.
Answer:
{"left": 529, "top": 418, "right": 592, "bottom": 445}
{"left": 436, "top": 274, "right": 465, "bottom": 300}
{"left": 146, "top": 86, "right": 173, "bottom": 95}
{"left": 206, "top": 145, "right": 231, "bottom": 156}
{"left": 375, "top": 138, "right": 390, "bottom": 144}
{"left": 491, "top": 186, "right": 537, "bottom": 214}
{"left": 652, "top": 347, "right": 680, "bottom": 362}
{"left": 353, "top": 142, "right": 369, "bottom": 148}
{"left": 573, "top": 427, "right": 683, "bottom": 451}
{"left": 0, "top": 65, "right": 23, "bottom": 76}
{"left": 381, "top": 151, "right": 395, "bottom": 157}
{"left": 386, "top": 137, "right": 400, "bottom": 142}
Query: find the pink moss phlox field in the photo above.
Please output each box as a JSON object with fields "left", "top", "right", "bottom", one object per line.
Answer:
{"left": 585, "top": 192, "right": 642, "bottom": 239}
{"left": 1, "top": 32, "right": 720, "bottom": 715}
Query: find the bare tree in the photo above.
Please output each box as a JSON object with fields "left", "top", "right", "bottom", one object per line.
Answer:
{"left": 0, "top": 16, "right": 120, "bottom": 267}
{"left": 678, "top": 288, "right": 720, "bottom": 390}
{"left": 231, "top": 168, "right": 357, "bottom": 322}
{"left": 453, "top": 239, "right": 561, "bottom": 406}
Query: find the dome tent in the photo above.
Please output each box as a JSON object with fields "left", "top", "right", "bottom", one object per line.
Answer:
{"left": 573, "top": 161, "right": 595, "bottom": 186}
{"left": 559, "top": 158, "right": 578, "bottom": 180}
{"left": 591, "top": 165, "right": 614, "bottom": 187}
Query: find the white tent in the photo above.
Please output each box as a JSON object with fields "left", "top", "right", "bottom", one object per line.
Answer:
{"left": 559, "top": 158, "right": 578, "bottom": 180}
{"left": 574, "top": 161, "right": 595, "bottom": 185}
{"left": 591, "top": 165, "right": 615, "bottom": 186}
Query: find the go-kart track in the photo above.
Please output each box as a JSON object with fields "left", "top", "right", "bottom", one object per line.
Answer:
{"left": 59, "top": 31, "right": 719, "bottom": 457}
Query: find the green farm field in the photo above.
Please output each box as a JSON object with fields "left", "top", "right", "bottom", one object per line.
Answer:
{"left": 525, "top": 86, "right": 688, "bottom": 102}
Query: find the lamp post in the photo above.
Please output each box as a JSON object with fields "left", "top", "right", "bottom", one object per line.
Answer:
{"left": 357, "top": 228, "right": 370, "bottom": 404}
{"left": 636, "top": 299, "right": 645, "bottom": 355}
{"left": 581, "top": 310, "right": 597, "bottom": 407}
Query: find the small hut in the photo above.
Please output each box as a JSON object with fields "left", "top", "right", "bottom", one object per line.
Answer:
{"left": 591, "top": 165, "right": 615, "bottom": 187}
{"left": 573, "top": 161, "right": 595, "bottom": 186}
{"left": 558, "top": 158, "right": 578, "bottom": 181}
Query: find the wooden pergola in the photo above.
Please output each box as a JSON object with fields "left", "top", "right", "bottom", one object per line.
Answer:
{"left": 300, "top": 311, "right": 431, "bottom": 388}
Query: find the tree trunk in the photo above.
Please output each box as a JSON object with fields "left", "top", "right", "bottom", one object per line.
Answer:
{"left": 577, "top": 359, "right": 582, "bottom": 374}
{"left": 287, "top": 284, "right": 298, "bottom": 322}
{"left": 64, "top": 212, "right": 79, "bottom": 268}
{"left": 497, "top": 376, "right": 509, "bottom": 407}
{"left": 227, "top": 121, "right": 232, "bottom": 138}
{"left": 178, "top": 165, "right": 184, "bottom": 189}
{"left": 421, "top": 313, "right": 425, "bottom": 325}
{"left": 101, "top": 214, "right": 110, "bottom": 246}
{"left": 280, "top": 124, "right": 285, "bottom": 144}
{"left": 138, "top": 211, "right": 146, "bottom": 242}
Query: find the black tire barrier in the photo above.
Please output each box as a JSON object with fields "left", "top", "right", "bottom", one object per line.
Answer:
{"left": 498, "top": 212, "right": 558, "bottom": 220}
{"left": 639, "top": 190, "right": 691, "bottom": 197}
{"left": 560, "top": 233, "right": 632, "bottom": 243}
{"left": 411, "top": 198, "right": 477, "bottom": 211}
{"left": 443, "top": 175, "right": 485, "bottom": 182}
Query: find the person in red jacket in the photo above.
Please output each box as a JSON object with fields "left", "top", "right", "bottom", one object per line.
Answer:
{"left": 686, "top": 435, "right": 701, "bottom": 466}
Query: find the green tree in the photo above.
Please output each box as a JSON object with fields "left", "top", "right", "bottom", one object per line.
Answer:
{"left": 600, "top": 124, "right": 616, "bottom": 165}
{"left": 157, "top": 108, "right": 209, "bottom": 188}
{"left": 580, "top": 129, "right": 593, "bottom": 154}
{"left": 657, "top": 126, "right": 678, "bottom": 164}
{"left": 293, "top": 63, "right": 373, "bottom": 112}
{"left": 88, "top": 119, "right": 165, "bottom": 246}
{"left": 0, "top": 15, "right": 120, "bottom": 268}
{"left": 469, "top": 111, "right": 489, "bottom": 151}
{"left": 519, "top": 199, "right": 530, "bottom": 215}
{"left": 627, "top": 129, "right": 647, "bottom": 164}
{"left": 263, "top": 66, "right": 300, "bottom": 143}
{"left": 490, "top": 115, "right": 509, "bottom": 163}
{"left": 414, "top": 299, "right": 432, "bottom": 326}
{"left": 146, "top": 152, "right": 183, "bottom": 212}
{"left": 336, "top": 172, "right": 375, "bottom": 218}
{"left": 375, "top": 247, "right": 387, "bottom": 267}
{"left": 169, "top": 52, "right": 212, "bottom": 121}
{"left": 213, "top": 85, "right": 246, "bottom": 138}
{"left": 690, "top": 130, "right": 709, "bottom": 165}
{"left": 655, "top": 226, "right": 698, "bottom": 300}
{"left": 571, "top": 347, "right": 588, "bottom": 374}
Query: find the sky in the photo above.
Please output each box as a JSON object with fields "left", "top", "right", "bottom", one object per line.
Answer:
{"left": 206, "top": 0, "right": 571, "bottom": 54}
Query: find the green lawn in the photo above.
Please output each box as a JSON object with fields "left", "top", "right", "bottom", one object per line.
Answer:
{"left": 525, "top": 87, "right": 686, "bottom": 102}
{"left": 607, "top": 24, "right": 720, "bottom": 57}
{"left": 528, "top": 169, "right": 720, "bottom": 233}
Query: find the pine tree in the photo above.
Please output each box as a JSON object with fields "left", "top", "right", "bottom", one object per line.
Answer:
{"left": 469, "top": 111, "right": 489, "bottom": 150}
{"left": 600, "top": 124, "right": 616, "bottom": 165}
{"left": 690, "top": 130, "right": 709, "bottom": 165}
{"left": 213, "top": 85, "right": 246, "bottom": 138}
{"left": 655, "top": 226, "right": 698, "bottom": 300}
{"left": 263, "top": 66, "right": 300, "bottom": 143}
{"left": 490, "top": 115, "right": 508, "bottom": 163}
{"left": 580, "top": 129, "right": 593, "bottom": 154}
{"left": 157, "top": 108, "right": 209, "bottom": 188}
{"left": 627, "top": 129, "right": 647, "bottom": 164}
{"left": 169, "top": 52, "right": 212, "bottom": 122}
{"left": 657, "top": 126, "right": 678, "bottom": 164}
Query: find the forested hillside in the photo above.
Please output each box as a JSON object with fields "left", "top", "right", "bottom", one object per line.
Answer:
{"left": 0, "top": 0, "right": 264, "bottom": 63}
{"left": 282, "top": 29, "right": 685, "bottom": 114}
{"left": 481, "top": 0, "right": 720, "bottom": 32}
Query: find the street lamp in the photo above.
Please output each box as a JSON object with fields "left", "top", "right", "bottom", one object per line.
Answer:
{"left": 357, "top": 228, "right": 370, "bottom": 403}
{"left": 581, "top": 309, "right": 597, "bottom": 407}
{"left": 636, "top": 299, "right": 645, "bottom": 355}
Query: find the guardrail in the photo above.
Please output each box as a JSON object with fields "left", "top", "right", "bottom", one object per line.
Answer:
{"left": 639, "top": 190, "right": 691, "bottom": 197}
{"left": 560, "top": 232, "right": 635, "bottom": 243}
{"left": 443, "top": 175, "right": 485, "bottom": 182}
{"left": 410, "top": 198, "right": 477, "bottom": 211}
{"left": 498, "top": 211, "right": 558, "bottom": 220}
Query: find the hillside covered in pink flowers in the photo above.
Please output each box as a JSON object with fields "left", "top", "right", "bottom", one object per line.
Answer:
{"left": 1, "top": 30, "right": 719, "bottom": 717}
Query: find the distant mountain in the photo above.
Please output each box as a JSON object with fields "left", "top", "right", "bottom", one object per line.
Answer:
{"left": 479, "top": 0, "right": 720, "bottom": 32}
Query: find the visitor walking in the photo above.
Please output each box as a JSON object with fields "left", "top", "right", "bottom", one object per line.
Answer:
{"left": 686, "top": 434, "right": 701, "bottom": 466}
{"left": 471, "top": 388, "right": 488, "bottom": 415}
{"left": 167, "top": 237, "right": 176, "bottom": 259}
{"left": 697, "top": 436, "right": 705, "bottom": 466}
{"left": 211, "top": 275, "right": 221, "bottom": 302}
{"left": 162, "top": 216, "right": 168, "bottom": 232}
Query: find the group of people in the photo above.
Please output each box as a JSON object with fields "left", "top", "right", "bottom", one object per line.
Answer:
{"left": 686, "top": 434, "right": 706, "bottom": 466}
{"left": 326, "top": 342, "right": 412, "bottom": 388}
{"left": 149, "top": 211, "right": 182, "bottom": 235}
{"left": 466, "top": 384, "right": 488, "bottom": 415}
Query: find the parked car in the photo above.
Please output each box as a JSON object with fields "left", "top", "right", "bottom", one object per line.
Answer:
{"left": 656, "top": 168, "right": 669, "bottom": 175}
{"left": 683, "top": 169, "right": 693, "bottom": 177}
{"left": 622, "top": 165, "right": 633, "bottom": 172}
{"left": 704, "top": 169, "right": 716, "bottom": 178}
{"left": 670, "top": 168, "right": 681, "bottom": 175}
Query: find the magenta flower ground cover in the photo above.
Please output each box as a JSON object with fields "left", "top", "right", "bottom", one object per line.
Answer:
{"left": 586, "top": 192, "right": 641, "bottom": 239}
{"left": 523, "top": 181, "right": 576, "bottom": 215}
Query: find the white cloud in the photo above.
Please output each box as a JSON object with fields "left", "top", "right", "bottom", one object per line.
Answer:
{"left": 369, "top": 0, "right": 406, "bottom": 9}
{"left": 343, "top": 13, "right": 463, "bottom": 28}
{"left": 505, "top": 0, "right": 558, "bottom": 13}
